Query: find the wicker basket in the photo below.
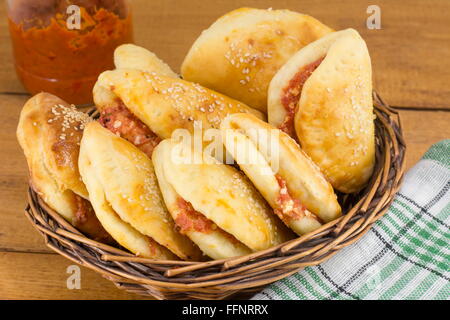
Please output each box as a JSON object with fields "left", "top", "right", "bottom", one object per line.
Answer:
{"left": 24, "top": 92, "right": 406, "bottom": 300}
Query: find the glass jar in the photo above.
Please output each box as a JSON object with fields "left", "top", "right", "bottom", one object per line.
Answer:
{"left": 7, "top": 0, "right": 133, "bottom": 104}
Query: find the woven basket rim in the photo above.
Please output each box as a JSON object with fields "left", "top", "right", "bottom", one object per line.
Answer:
{"left": 24, "top": 92, "right": 407, "bottom": 299}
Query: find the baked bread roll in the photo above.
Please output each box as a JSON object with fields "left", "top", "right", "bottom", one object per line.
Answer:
{"left": 268, "top": 29, "right": 375, "bottom": 193}
{"left": 221, "top": 113, "right": 341, "bottom": 235}
{"left": 152, "top": 139, "right": 294, "bottom": 259}
{"left": 93, "top": 68, "right": 263, "bottom": 137}
{"left": 94, "top": 47, "right": 180, "bottom": 152}
{"left": 181, "top": 7, "right": 332, "bottom": 112}
{"left": 98, "top": 101, "right": 161, "bottom": 158}
{"left": 93, "top": 68, "right": 263, "bottom": 161}
{"left": 16, "top": 93, "right": 112, "bottom": 243}
{"left": 114, "top": 44, "right": 179, "bottom": 78}
{"left": 79, "top": 122, "right": 203, "bottom": 260}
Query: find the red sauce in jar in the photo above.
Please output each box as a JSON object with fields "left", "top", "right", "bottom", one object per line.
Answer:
{"left": 279, "top": 56, "right": 325, "bottom": 138}
{"left": 8, "top": 3, "right": 133, "bottom": 104}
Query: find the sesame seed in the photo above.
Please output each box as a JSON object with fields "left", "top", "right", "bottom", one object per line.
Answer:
{"left": 113, "top": 120, "right": 122, "bottom": 129}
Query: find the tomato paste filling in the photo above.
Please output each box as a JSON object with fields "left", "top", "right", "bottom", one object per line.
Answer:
{"left": 72, "top": 194, "right": 112, "bottom": 243}
{"left": 274, "top": 175, "right": 319, "bottom": 223}
{"left": 98, "top": 101, "right": 161, "bottom": 158}
{"left": 174, "top": 197, "right": 242, "bottom": 245}
{"left": 74, "top": 194, "right": 91, "bottom": 225}
{"left": 175, "top": 198, "right": 215, "bottom": 234}
{"left": 279, "top": 56, "right": 325, "bottom": 138}
{"left": 147, "top": 236, "right": 161, "bottom": 257}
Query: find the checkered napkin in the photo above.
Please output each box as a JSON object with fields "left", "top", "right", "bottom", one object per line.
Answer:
{"left": 253, "top": 140, "right": 450, "bottom": 300}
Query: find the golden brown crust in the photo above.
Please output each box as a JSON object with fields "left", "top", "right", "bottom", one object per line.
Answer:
{"left": 114, "top": 44, "right": 179, "bottom": 78}
{"left": 153, "top": 139, "right": 294, "bottom": 254}
{"left": 79, "top": 133, "right": 177, "bottom": 259}
{"left": 221, "top": 113, "right": 341, "bottom": 234}
{"left": 16, "top": 93, "right": 112, "bottom": 243}
{"left": 79, "top": 122, "right": 202, "bottom": 260}
{"left": 93, "top": 68, "right": 263, "bottom": 139}
{"left": 18, "top": 93, "right": 90, "bottom": 198}
{"left": 153, "top": 140, "right": 252, "bottom": 259}
{"left": 181, "top": 7, "right": 333, "bottom": 112}
{"left": 268, "top": 29, "right": 375, "bottom": 193}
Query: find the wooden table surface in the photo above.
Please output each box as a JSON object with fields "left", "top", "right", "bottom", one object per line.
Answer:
{"left": 0, "top": 0, "right": 449, "bottom": 300}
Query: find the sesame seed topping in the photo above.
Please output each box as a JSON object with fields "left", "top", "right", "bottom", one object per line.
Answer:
{"left": 48, "top": 104, "right": 92, "bottom": 140}
{"left": 113, "top": 120, "right": 122, "bottom": 129}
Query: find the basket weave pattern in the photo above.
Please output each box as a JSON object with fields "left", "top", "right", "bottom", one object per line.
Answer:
{"left": 25, "top": 93, "right": 406, "bottom": 300}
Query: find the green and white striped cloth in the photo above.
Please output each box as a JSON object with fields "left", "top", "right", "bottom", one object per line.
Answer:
{"left": 253, "top": 140, "right": 450, "bottom": 300}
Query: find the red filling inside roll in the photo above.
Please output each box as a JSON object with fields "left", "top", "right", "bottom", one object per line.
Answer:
{"left": 98, "top": 101, "right": 161, "bottom": 158}
{"left": 72, "top": 194, "right": 112, "bottom": 243}
{"left": 274, "top": 175, "right": 320, "bottom": 225}
{"left": 73, "top": 194, "right": 91, "bottom": 225}
{"left": 279, "top": 56, "right": 325, "bottom": 139}
{"left": 174, "top": 197, "right": 242, "bottom": 245}
{"left": 175, "top": 197, "right": 215, "bottom": 234}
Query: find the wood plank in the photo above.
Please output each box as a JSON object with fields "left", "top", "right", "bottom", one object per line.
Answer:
{"left": 0, "top": 251, "right": 152, "bottom": 299}
{"left": 0, "top": 2, "right": 24, "bottom": 93}
{"left": 0, "top": 93, "right": 52, "bottom": 253}
{"left": 400, "top": 110, "right": 450, "bottom": 169}
{"left": 1, "top": 0, "right": 449, "bottom": 108}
